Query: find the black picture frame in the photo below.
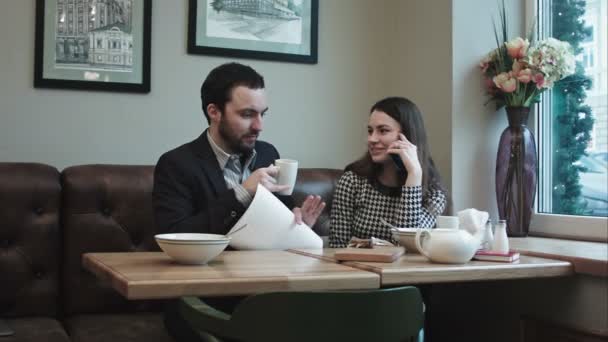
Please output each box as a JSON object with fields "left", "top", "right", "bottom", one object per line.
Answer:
{"left": 187, "top": 0, "right": 318, "bottom": 64}
{"left": 34, "top": 0, "right": 152, "bottom": 93}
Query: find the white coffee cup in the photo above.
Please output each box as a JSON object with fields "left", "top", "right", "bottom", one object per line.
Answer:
{"left": 274, "top": 159, "right": 298, "bottom": 195}
{"left": 435, "top": 215, "right": 459, "bottom": 229}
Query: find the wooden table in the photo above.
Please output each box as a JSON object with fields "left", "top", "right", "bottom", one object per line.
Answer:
{"left": 83, "top": 250, "right": 380, "bottom": 299}
{"left": 289, "top": 248, "right": 574, "bottom": 285}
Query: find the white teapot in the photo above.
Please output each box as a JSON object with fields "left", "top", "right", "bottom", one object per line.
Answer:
{"left": 415, "top": 228, "right": 482, "bottom": 264}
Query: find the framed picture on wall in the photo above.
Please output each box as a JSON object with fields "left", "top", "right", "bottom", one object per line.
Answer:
{"left": 187, "top": 0, "right": 318, "bottom": 64}
{"left": 34, "top": 0, "right": 152, "bottom": 93}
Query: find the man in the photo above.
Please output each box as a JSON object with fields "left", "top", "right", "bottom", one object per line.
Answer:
{"left": 153, "top": 62, "right": 325, "bottom": 236}
{"left": 153, "top": 62, "right": 325, "bottom": 342}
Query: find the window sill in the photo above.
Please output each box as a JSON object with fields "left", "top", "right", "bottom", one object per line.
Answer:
{"left": 530, "top": 214, "right": 607, "bottom": 242}
{"left": 510, "top": 237, "right": 608, "bottom": 277}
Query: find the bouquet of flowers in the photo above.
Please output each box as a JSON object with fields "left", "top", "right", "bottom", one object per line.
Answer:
{"left": 480, "top": 26, "right": 576, "bottom": 108}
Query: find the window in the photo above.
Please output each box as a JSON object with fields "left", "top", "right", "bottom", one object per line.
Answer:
{"left": 57, "top": 7, "right": 65, "bottom": 33}
{"left": 532, "top": 0, "right": 607, "bottom": 241}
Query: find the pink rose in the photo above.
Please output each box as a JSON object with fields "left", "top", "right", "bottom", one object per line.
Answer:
{"left": 501, "top": 78, "right": 517, "bottom": 93}
{"left": 505, "top": 37, "right": 530, "bottom": 59}
{"left": 532, "top": 73, "right": 545, "bottom": 89}
{"left": 485, "top": 77, "right": 495, "bottom": 89}
{"left": 480, "top": 61, "right": 490, "bottom": 73}
{"left": 493, "top": 72, "right": 517, "bottom": 93}
{"left": 484, "top": 77, "right": 498, "bottom": 94}
{"left": 517, "top": 69, "right": 533, "bottom": 83}
{"left": 479, "top": 55, "right": 493, "bottom": 73}
{"left": 512, "top": 60, "right": 522, "bottom": 73}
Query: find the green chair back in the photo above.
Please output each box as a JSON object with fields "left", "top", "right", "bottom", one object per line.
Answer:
{"left": 178, "top": 286, "right": 424, "bottom": 342}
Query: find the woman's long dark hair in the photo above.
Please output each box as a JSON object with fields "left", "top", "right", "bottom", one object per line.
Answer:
{"left": 347, "top": 97, "right": 445, "bottom": 198}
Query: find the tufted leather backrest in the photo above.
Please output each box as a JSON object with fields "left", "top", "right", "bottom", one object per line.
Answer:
{"left": 0, "top": 163, "right": 61, "bottom": 317}
{"left": 61, "top": 165, "right": 343, "bottom": 314}
{"left": 61, "top": 165, "right": 162, "bottom": 315}
{"left": 292, "top": 169, "right": 343, "bottom": 237}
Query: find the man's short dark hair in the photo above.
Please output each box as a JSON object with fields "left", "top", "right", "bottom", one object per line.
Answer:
{"left": 200, "top": 62, "right": 265, "bottom": 123}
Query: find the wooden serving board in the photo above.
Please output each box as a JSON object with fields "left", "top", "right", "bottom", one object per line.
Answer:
{"left": 334, "top": 247, "right": 405, "bottom": 263}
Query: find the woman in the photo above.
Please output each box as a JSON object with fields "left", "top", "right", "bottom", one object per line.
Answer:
{"left": 329, "top": 97, "right": 447, "bottom": 248}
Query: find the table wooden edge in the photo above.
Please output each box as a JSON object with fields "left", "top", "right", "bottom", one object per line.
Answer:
{"left": 121, "top": 274, "right": 380, "bottom": 300}
{"left": 82, "top": 252, "right": 381, "bottom": 300}
{"left": 286, "top": 248, "right": 337, "bottom": 262}
{"left": 343, "top": 256, "right": 574, "bottom": 286}
{"left": 83, "top": 253, "right": 130, "bottom": 298}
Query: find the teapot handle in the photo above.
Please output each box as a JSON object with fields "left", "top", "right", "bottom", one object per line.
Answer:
{"left": 415, "top": 229, "right": 431, "bottom": 259}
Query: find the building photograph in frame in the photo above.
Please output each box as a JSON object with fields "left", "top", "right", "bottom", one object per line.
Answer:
{"left": 188, "top": 0, "right": 318, "bottom": 64}
{"left": 34, "top": 0, "right": 151, "bottom": 93}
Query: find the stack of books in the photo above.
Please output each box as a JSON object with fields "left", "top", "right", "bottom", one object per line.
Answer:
{"left": 473, "top": 250, "right": 520, "bottom": 262}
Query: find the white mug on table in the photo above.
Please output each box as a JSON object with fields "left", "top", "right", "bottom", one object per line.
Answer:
{"left": 274, "top": 159, "right": 298, "bottom": 196}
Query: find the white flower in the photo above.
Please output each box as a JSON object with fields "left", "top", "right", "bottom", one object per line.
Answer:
{"left": 526, "top": 37, "right": 575, "bottom": 88}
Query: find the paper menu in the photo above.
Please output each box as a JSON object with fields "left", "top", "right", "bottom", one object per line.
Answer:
{"left": 227, "top": 184, "right": 323, "bottom": 250}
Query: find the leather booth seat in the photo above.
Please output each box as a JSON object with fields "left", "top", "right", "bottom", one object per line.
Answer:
{"left": 0, "top": 163, "right": 68, "bottom": 342}
{"left": 0, "top": 163, "right": 342, "bottom": 342}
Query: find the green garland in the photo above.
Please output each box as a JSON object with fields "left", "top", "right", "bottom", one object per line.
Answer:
{"left": 551, "top": 0, "right": 594, "bottom": 215}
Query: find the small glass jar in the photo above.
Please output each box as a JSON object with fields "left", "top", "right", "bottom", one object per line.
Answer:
{"left": 481, "top": 219, "right": 494, "bottom": 250}
{"left": 492, "top": 219, "right": 509, "bottom": 254}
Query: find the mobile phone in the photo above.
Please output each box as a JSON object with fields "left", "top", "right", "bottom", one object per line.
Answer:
{"left": 390, "top": 154, "right": 406, "bottom": 173}
{"left": 0, "top": 319, "right": 14, "bottom": 337}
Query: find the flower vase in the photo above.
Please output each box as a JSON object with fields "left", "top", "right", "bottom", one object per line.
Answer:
{"left": 495, "top": 106, "right": 537, "bottom": 237}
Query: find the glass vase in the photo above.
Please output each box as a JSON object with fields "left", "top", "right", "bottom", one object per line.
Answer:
{"left": 495, "top": 106, "right": 537, "bottom": 237}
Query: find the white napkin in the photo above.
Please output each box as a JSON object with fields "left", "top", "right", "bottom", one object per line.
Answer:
{"left": 457, "top": 208, "right": 489, "bottom": 236}
{"left": 227, "top": 184, "right": 323, "bottom": 250}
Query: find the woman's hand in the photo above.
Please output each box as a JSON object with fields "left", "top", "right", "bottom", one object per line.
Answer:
{"left": 388, "top": 133, "right": 423, "bottom": 186}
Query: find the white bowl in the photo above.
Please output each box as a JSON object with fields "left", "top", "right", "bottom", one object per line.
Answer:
{"left": 392, "top": 228, "right": 418, "bottom": 234}
{"left": 392, "top": 228, "right": 427, "bottom": 253}
{"left": 155, "top": 233, "right": 230, "bottom": 264}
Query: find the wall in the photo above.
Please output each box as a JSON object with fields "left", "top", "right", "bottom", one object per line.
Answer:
{"left": 388, "top": 0, "right": 454, "bottom": 196}
{"left": 0, "top": 0, "right": 392, "bottom": 170}
{"left": 385, "top": 0, "right": 510, "bottom": 215}
{"left": 451, "top": 0, "right": 523, "bottom": 216}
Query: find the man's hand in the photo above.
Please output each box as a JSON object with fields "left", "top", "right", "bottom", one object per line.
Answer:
{"left": 293, "top": 195, "right": 326, "bottom": 227}
{"left": 242, "top": 165, "right": 290, "bottom": 195}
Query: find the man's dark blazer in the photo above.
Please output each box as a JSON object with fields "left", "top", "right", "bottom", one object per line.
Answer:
{"left": 153, "top": 130, "right": 294, "bottom": 235}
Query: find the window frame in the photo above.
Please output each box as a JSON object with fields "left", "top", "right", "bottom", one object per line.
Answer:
{"left": 527, "top": 0, "right": 608, "bottom": 242}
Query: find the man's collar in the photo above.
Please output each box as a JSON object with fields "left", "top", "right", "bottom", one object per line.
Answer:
{"left": 206, "top": 131, "right": 257, "bottom": 170}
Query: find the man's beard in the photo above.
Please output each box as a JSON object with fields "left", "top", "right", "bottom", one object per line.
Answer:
{"left": 218, "top": 119, "right": 256, "bottom": 154}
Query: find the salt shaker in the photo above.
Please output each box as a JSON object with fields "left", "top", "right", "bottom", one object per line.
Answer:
{"left": 492, "top": 219, "right": 509, "bottom": 254}
{"left": 481, "top": 219, "right": 494, "bottom": 250}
